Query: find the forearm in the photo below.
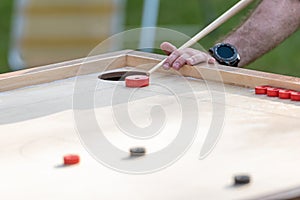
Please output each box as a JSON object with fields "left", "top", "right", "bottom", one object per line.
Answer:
{"left": 223, "top": 0, "right": 300, "bottom": 67}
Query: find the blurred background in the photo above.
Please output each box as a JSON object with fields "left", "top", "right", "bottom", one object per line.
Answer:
{"left": 0, "top": 0, "right": 299, "bottom": 76}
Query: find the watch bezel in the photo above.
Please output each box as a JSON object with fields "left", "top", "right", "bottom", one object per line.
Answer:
{"left": 209, "top": 43, "right": 240, "bottom": 67}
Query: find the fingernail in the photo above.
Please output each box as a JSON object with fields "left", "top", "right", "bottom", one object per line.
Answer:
{"left": 173, "top": 62, "right": 180, "bottom": 70}
{"left": 163, "top": 63, "right": 170, "bottom": 70}
{"left": 187, "top": 58, "right": 194, "bottom": 65}
{"left": 208, "top": 58, "right": 216, "bottom": 64}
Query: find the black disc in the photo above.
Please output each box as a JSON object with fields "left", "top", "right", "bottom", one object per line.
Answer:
{"left": 234, "top": 175, "right": 250, "bottom": 185}
{"left": 98, "top": 70, "right": 149, "bottom": 81}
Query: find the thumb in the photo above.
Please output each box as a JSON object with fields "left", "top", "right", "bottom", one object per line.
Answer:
{"left": 160, "top": 42, "right": 177, "bottom": 55}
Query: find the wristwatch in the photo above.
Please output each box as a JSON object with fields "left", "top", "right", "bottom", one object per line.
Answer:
{"left": 209, "top": 43, "right": 240, "bottom": 67}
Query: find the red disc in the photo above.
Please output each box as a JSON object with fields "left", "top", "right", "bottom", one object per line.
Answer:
{"left": 125, "top": 75, "right": 149, "bottom": 88}
{"left": 64, "top": 154, "right": 80, "bottom": 165}
{"left": 278, "top": 89, "right": 292, "bottom": 99}
{"left": 291, "top": 92, "right": 300, "bottom": 101}
{"left": 255, "top": 85, "right": 271, "bottom": 95}
{"left": 267, "top": 87, "right": 280, "bottom": 97}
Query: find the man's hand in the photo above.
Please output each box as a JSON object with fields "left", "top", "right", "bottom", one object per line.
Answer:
{"left": 160, "top": 42, "right": 216, "bottom": 70}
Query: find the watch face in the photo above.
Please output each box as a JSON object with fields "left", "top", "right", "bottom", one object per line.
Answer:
{"left": 216, "top": 46, "right": 235, "bottom": 59}
{"left": 210, "top": 43, "right": 240, "bottom": 67}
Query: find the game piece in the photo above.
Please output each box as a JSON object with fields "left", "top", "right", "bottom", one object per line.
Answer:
{"left": 64, "top": 154, "right": 80, "bottom": 165}
{"left": 267, "top": 87, "right": 280, "bottom": 97}
{"left": 279, "top": 89, "right": 292, "bottom": 99}
{"left": 255, "top": 85, "right": 270, "bottom": 95}
{"left": 291, "top": 92, "right": 300, "bottom": 101}
{"left": 234, "top": 175, "right": 251, "bottom": 185}
{"left": 125, "top": 75, "right": 149, "bottom": 88}
{"left": 129, "top": 147, "right": 146, "bottom": 157}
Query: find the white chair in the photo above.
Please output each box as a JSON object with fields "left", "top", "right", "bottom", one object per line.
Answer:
{"left": 9, "top": 0, "right": 126, "bottom": 70}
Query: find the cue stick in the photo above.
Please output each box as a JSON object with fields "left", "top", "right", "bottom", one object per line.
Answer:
{"left": 148, "top": 0, "right": 255, "bottom": 74}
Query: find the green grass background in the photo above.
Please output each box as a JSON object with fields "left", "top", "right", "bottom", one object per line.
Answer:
{"left": 0, "top": 0, "right": 13, "bottom": 73}
{"left": 1, "top": 0, "right": 299, "bottom": 76}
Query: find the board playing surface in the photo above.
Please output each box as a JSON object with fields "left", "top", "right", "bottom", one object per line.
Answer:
{"left": 1, "top": 51, "right": 300, "bottom": 200}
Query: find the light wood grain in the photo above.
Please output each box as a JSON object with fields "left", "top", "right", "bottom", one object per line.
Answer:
{"left": 2, "top": 50, "right": 300, "bottom": 92}
{"left": 1, "top": 71, "right": 300, "bottom": 200}
{"left": 127, "top": 51, "right": 300, "bottom": 91}
{"left": 0, "top": 50, "right": 130, "bottom": 92}
{"left": 2, "top": 50, "right": 300, "bottom": 199}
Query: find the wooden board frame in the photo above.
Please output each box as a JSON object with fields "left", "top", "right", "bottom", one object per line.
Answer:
{"left": 1, "top": 50, "right": 300, "bottom": 200}
{"left": 2, "top": 50, "right": 300, "bottom": 92}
